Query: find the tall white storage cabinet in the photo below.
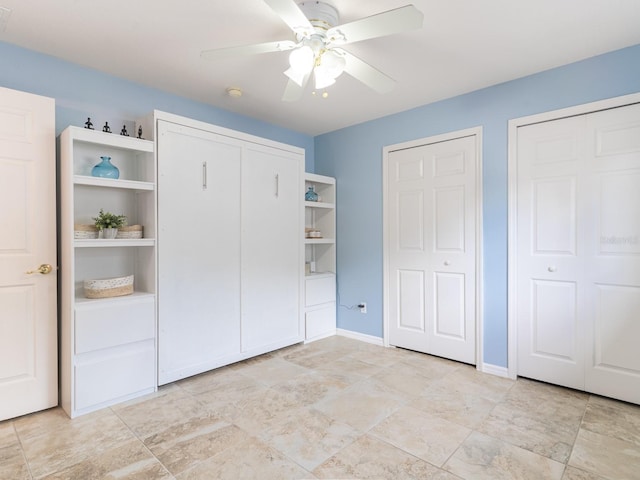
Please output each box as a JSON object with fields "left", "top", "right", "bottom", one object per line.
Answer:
{"left": 304, "top": 173, "right": 337, "bottom": 341}
{"left": 59, "top": 126, "right": 157, "bottom": 418}
{"left": 153, "top": 113, "right": 304, "bottom": 384}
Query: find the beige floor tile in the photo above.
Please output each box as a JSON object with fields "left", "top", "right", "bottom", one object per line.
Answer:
{"left": 13, "top": 407, "right": 109, "bottom": 442}
{"left": 562, "top": 466, "right": 609, "bottom": 480}
{"left": 188, "top": 374, "right": 264, "bottom": 413}
{"left": 113, "top": 387, "right": 211, "bottom": 438}
{"left": 0, "top": 422, "right": 17, "bottom": 445}
{"left": 313, "top": 434, "right": 460, "bottom": 479}
{"left": 569, "top": 428, "right": 640, "bottom": 480}
{"left": 234, "top": 356, "right": 312, "bottom": 386}
{"left": 345, "top": 347, "right": 406, "bottom": 368}
{"left": 19, "top": 409, "right": 135, "bottom": 479}
{"left": 477, "top": 402, "right": 581, "bottom": 463}
{"left": 581, "top": 395, "right": 640, "bottom": 446}
{"left": 6, "top": 335, "right": 639, "bottom": 479}
{"left": 176, "top": 436, "right": 313, "bottom": 480}
{"left": 216, "top": 386, "right": 300, "bottom": 434}
{"left": 372, "top": 363, "right": 436, "bottom": 398}
{"left": 270, "top": 370, "right": 351, "bottom": 406}
{"left": 0, "top": 425, "right": 30, "bottom": 480}
{"left": 395, "top": 350, "right": 462, "bottom": 380}
{"left": 504, "top": 379, "right": 589, "bottom": 423}
{"left": 370, "top": 405, "right": 470, "bottom": 467}
{"left": 409, "top": 385, "right": 497, "bottom": 429}
{"left": 40, "top": 438, "right": 172, "bottom": 479}
{"left": 176, "top": 365, "right": 248, "bottom": 396}
{"left": 144, "top": 416, "right": 249, "bottom": 476}
{"left": 314, "top": 356, "right": 384, "bottom": 383}
{"left": 283, "top": 346, "right": 351, "bottom": 370}
{"left": 434, "top": 366, "right": 515, "bottom": 403}
{"left": 314, "top": 378, "right": 406, "bottom": 431}
{"left": 444, "top": 431, "right": 565, "bottom": 480}
{"left": 260, "top": 406, "right": 360, "bottom": 471}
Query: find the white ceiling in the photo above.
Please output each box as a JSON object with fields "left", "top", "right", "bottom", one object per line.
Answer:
{"left": 2, "top": 0, "right": 640, "bottom": 136}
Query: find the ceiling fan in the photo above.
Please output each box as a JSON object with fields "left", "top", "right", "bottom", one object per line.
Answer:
{"left": 201, "top": 0, "right": 424, "bottom": 101}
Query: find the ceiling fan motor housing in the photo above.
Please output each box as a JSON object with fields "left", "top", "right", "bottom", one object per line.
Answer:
{"left": 297, "top": 1, "right": 339, "bottom": 37}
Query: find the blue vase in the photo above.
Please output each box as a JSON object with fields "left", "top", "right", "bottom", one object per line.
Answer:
{"left": 92, "top": 156, "right": 119, "bottom": 179}
{"left": 305, "top": 186, "right": 318, "bottom": 202}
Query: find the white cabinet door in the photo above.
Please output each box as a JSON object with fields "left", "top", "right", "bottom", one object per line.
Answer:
{"left": 157, "top": 121, "right": 242, "bottom": 384}
{"left": 387, "top": 134, "right": 478, "bottom": 364}
{"left": 0, "top": 87, "right": 56, "bottom": 421}
{"left": 241, "top": 144, "right": 303, "bottom": 352}
{"left": 516, "top": 102, "right": 640, "bottom": 404}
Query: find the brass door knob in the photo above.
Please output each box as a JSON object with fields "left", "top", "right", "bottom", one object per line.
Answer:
{"left": 26, "top": 264, "right": 54, "bottom": 275}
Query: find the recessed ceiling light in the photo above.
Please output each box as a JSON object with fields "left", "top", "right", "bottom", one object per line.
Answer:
{"left": 226, "top": 87, "right": 242, "bottom": 98}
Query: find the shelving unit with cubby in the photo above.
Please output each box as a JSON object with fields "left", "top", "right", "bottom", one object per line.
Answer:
{"left": 59, "top": 126, "right": 157, "bottom": 418}
{"left": 304, "top": 173, "right": 336, "bottom": 341}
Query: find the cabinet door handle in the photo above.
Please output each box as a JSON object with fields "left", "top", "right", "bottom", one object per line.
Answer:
{"left": 275, "top": 173, "right": 279, "bottom": 198}
{"left": 202, "top": 161, "right": 207, "bottom": 190}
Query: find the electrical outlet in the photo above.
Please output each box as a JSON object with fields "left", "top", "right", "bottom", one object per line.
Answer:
{"left": 358, "top": 302, "right": 367, "bottom": 314}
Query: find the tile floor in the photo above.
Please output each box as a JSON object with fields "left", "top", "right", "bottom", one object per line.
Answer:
{"left": 2, "top": 335, "right": 639, "bottom": 479}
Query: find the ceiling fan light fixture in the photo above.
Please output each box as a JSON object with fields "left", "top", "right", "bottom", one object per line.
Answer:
{"left": 320, "top": 49, "right": 346, "bottom": 79}
{"left": 288, "top": 45, "right": 314, "bottom": 73}
{"left": 314, "top": 67, "right": 336, "bottom": 90}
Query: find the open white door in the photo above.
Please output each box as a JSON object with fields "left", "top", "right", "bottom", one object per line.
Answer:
{"left": 0, "top": 87, "right": 57, "bottom": 420}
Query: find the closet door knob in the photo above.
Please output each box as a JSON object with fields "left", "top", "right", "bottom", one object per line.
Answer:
{"left": 548, "top": 266, "right": 557, "bottom": 272}
{"left": 444, "top": 261, "right": 450, "bottom": 266}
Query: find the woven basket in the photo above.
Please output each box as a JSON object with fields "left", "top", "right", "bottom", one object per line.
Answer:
{"left": 74, "top": 224, "right": 98, "bottom": 239}
{"left": 116, "top": 225, "right": 143, "bottom": 239}
{"left": 84, "top": 274, "right": 134, "bottom": 299}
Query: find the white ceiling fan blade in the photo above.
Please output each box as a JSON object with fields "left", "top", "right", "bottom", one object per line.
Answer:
{"left": 327, "top": 5, "right": 423, "bottom": 45}
{"left": 337, "top": 49, "right": 396, "bottom": 94}
{"left": 201, "top": 40, "right": 296, "bottom": 61}
{"left": 264, "top": 0, "right": 314, "bottom": 36}
{"left": 282, "top": 74, "right": 310, "bottom": 102}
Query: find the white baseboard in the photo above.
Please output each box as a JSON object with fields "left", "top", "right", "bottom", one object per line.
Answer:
{"left": 480, "top": 362, "right": 510, "bottom": 378}
{"left": 336, "top": 328, "right": 384, "bottom": 346}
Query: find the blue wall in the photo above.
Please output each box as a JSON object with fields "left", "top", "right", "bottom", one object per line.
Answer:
{"left": 0, "top": 41, "right": 315, "bottom": 169}
{"left": 315, "top": 44, "right": 640, "bottom": 367}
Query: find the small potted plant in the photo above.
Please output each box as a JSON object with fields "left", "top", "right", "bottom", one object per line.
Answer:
{"left": 93, "top": 209, "right": 126, "bottom": 239}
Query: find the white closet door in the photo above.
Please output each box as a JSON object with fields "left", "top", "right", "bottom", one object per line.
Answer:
{"left": 584, "top": 104, "right": 640, "bottom": 404}
{"left": 387, "top": 134, "right": 477, "bottom": 364}
{"left": 516, "top": 115, "right": 587, "bottom": 389}
{"left": 516, "top": 102, "right": 640, "bottom": 404}
{"left": 157, "top": 121, "right": 242, "bottom": 384}
{"left": 241, "top": 144, "right": 303, "bottom": 352}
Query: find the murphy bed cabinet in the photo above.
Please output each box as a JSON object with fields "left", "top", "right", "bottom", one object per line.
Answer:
{"left": 59, "top": 126, "right": 157, "bottom": 418}
{"left": 147, "top": 112, "right": 305, "bottom": 385}
{"left": 304, "top": 173, "right": 337, "bottom": 341}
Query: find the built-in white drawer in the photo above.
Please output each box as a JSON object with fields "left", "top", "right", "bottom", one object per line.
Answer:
{"left": 74, "top": 342, "right": 155, "bottom": 411}
{"left": 306, "top": 303, "right": 336, "bottom": 340}
{"left": 305, "top": 274, "right": 336, "bottom": 307}
{"left": 75, "top": 296, "right": 155, "bottom": 354}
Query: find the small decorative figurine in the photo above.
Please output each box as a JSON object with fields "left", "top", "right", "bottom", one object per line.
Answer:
{"left": 103, "top": 122, "right": 112, "bottom": 133}
{"left": 84, "top": 117, "right": 94, "bottom": 130}
{"left": 137, "top": 125, "right": 144, "bottom": 139}
{"left": 120, "top": 125, "right": 129, "bottom": 136}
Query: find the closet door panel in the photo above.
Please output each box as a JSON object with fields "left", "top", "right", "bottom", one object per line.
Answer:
{"left": 157, "top": 122, "right": 242, "bottom": 384}
{"left": 241, "top": 145, "right": 303, "bottom": 352}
